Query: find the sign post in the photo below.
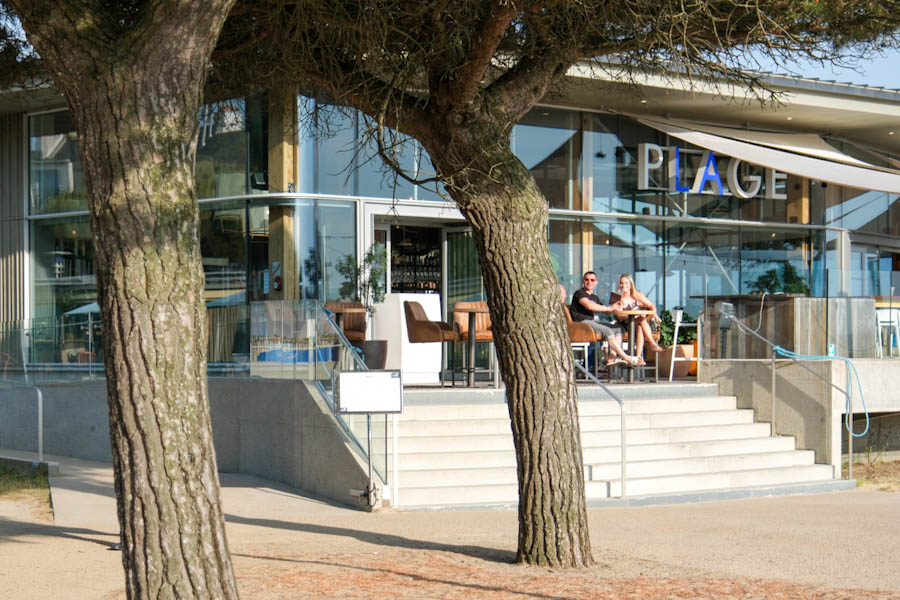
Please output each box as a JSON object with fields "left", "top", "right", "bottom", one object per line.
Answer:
{"left": 335, "top": 370, "right": 403, "bottom": 506}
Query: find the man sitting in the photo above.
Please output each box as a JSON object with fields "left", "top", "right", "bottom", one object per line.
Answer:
{"left": 570, "top": 271, "right": 637, "bottom": 367}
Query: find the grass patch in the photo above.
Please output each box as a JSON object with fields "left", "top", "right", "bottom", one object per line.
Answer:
{"left": 0, "top": 465, "right": 51, "bottom": 508}
{"left": 0, "top": 465, "right": 49, "bottom": 494}
{"left": 842, "top": 459, "right": 900, "bottom": 492}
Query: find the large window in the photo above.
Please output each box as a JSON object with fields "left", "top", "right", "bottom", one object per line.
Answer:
{"left": 513, "top": 108, "right": 580, "bottom": 209}
{"left": 196, "top": 99, "right": 250, "bottom": 198}
{"left": 29, "top": 111, "right": 86, "bottom": 215}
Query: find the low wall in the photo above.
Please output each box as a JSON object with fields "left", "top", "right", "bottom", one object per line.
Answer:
{"left": 700, "top": 360, "right": 842, "bottom": 476}
{"left": 700, "top": 358, "right": 900, "bottom": 475}
{"left": 0, "top": 379, "right": 376, "bottom": 508}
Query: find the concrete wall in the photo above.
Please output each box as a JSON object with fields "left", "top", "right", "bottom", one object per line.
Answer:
{"left": 700, "top": 360, "right": 842, "bottom": 476}
{"left": 0, "top": 113, "right": 25, "bottom": 325}
{"left": 842, "top": 413, "right": 900, "bottom": 457}
{"left": 0, "top": 379, "right": 378, "bottom": 508}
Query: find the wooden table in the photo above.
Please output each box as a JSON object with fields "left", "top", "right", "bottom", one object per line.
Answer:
{"left": 616, "top": 309, "right": 654, "bottom": 383}
{"left": 451, "top": 305, "right": 490, "bottom": 387}
{"left": 328, "top": 306, "right": 366, "bottom": 332}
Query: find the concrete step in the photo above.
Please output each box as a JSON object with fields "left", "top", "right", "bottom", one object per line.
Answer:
{"left": 582, "top": 435, "right": 798, "bottom": 463}
{"left": 399, "top": 449, "right": 815, "bottom": 489}
{"left": 401, "top": 383, "right": 720, "bottom": 408}
{"left": 400, "top": 422, "right": 772, "bottom": 453}
{"left": 576, "top": 395, "right": 738, "bottom": 416}
{"left": 399, "top": 482, "right": 519, "bottom": 507}
{"left": 604, "top": 464, "right": 835, "bottom": 497}
{"left": 399, "top": 463, "right": 834, "bottom": 507}
{"left": 581, "top": 422, "right": 773, "bottom": 447}
{"left": 399, "top": 433, "right": 514, "bottom": 453}
{"left": 399, "top": 394, "right": 738, "bottom": 421}
{"left": 581, "top": 409, "right": 753, "bottom": 431}
{"left": 399, "top": 448, "right": 518, "bottom": 471}
{"left": 398, "top": 408, "right": 753, "bottom": 437}
{"left": 400, "top": 465, "right": 520, "bottom": 487}
{"left": 586, "top": 450, "right": 817, "bottom": 481}
{"left": 397, "top": 435, "right": 798, "bottom": 471}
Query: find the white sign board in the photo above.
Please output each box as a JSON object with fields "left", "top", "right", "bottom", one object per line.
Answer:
{"left": 335, "top": 370, "right": 404, "bottom": 414}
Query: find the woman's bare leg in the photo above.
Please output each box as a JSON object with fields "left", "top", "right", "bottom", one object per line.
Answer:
{"left": 640, "top": 318, "right": 662, "bottom": 352}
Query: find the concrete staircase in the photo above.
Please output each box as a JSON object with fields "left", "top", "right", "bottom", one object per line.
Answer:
{"left": 393, "top": 383, "right": 837, "bottom": 508}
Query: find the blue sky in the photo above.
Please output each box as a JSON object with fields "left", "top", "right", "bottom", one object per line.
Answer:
{"left": 761, "top": 49, "right": 899, "bottom": 89}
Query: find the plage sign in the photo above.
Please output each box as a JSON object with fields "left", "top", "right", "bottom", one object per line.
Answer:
{"left": 637, "top": 143, "right": 787, "bottom": 200}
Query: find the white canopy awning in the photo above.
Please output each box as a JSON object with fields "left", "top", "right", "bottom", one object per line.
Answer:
{"left": 63, "top": 301, "right": 99, "bottom": 315}
{"left": 639, "top": 118, "right": 900, "bottom": 195}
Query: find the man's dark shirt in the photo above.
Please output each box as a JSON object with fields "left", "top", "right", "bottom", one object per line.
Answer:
{"left": 570, "top": 289, "right": 599, "bottom": 322}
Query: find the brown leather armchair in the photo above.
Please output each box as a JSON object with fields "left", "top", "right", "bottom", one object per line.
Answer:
{"left": 403, "top": 300, "right": 459, "bottom": 385}
{"left": 404, "top": 301, "right": 458, "bottom": 343}
{"left": 324, "top": 301, "right": 367, "bottom": 343}
{"left": 562, "top": 304, "right": 602, "bottom": 378}
{"left": 562, "top": 304, "right": 601, "bottom": 344}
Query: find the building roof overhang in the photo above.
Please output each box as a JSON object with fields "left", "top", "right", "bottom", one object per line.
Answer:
{"left": 557, "top": 62, "right": 900, "bottom": 156}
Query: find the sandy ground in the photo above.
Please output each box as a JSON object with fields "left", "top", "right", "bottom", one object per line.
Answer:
{"left": 2, "top": 465, "right": 900, "bottom": 599}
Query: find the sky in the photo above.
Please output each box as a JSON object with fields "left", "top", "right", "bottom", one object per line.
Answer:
{"left": 760, "top": 49, "right": 899, "bottom": 89}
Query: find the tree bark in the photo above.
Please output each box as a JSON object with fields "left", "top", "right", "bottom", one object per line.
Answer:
{"left": 11, "top": 1, "right": 239, "bottom": 597}
{"left": 431, "top": 138, "right": 593, "bottom": 568}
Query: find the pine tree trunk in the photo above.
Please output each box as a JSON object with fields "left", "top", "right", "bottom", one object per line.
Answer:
{"left": 11, "top": 1, "right": 239, "bottom": 597}
{"left": 434, "top": 142, "right": 594, "bottom": 568}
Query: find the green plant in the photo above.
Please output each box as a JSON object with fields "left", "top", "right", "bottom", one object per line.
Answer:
{"left": 658, "top": 308, "right": 698, "bottom": 348}
{"left": 0, "top": 466, "right": 49, "bottom": 496}
{"left": 336, "top": 242, "right": 387, "bottom": 316}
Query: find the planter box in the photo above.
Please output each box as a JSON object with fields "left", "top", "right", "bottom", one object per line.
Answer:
{"left": 657, "top": 343, "right": 695, "bottom": 378}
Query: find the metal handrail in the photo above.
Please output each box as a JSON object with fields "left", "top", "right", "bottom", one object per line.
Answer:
{"left": 718, "top": 312, "right": 858, "bottom": 480}
{"left": 312, "top": 303, "right": 385, "bottom": 504}
{"left": 573, "top": 362, "right": 627, "bottom": 498}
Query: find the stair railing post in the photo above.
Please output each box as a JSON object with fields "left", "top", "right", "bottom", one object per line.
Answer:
{"left": 847, "top": 376, "right": 853, "bottom": 481}
{"left": 771, "top": 350, "right": 777, "bottom": 437}
{"left": 620, "top": 408, "right": 627, "bottom": 499}
{"left": 37, "top": 387, "right": 43, "bottom": 463}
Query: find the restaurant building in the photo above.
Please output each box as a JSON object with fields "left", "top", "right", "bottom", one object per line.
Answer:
{"left": 2, "top": 68, "right": 900, "bottom": 372}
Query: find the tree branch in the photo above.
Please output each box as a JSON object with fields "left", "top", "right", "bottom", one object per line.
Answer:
{"left": 437, "top": 1, "right": 518, "bottom": 113}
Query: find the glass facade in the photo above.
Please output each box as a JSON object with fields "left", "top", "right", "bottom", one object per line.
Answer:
{"left": 19, "top": 96, "right": 900, "bottom": 366}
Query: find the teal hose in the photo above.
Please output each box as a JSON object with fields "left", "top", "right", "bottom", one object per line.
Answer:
{"left": 773, "top": 345, "right": 869, "bottom": 437}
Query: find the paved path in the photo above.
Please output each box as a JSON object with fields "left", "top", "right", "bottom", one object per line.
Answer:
{"left": 1, "top": 454, "right": 899, "bottom": 599}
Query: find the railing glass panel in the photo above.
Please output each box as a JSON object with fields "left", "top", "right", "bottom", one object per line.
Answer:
{"left": 311, "top": 304, "right": 388, "bottom": 483}
{"left": 1, "top": 301, "right": 388, "bottom": 485}
{"left": 699, "top": 269, "right": 900, "bottom": 360}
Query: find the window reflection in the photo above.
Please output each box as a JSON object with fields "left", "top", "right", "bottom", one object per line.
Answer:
{"left": 30, "top": 215, "right": 96, "bottom": 363}
{"left": 316, "top": 107, "right": 357, "bottom": 196}
{"left": 513, "top": 108, "right": 580, "bottom": 209}
{"left": 356, "top": 117, "right": 416, "bottom": 199}
{"left": 317, "top": 200, "right": 357, "bottom": 301}
{"left": 29, "top": 111, "right": 86, "bottom": 215}
{"left": 663, "top": 224, "right": 739, "bottom": 318}
{"left": 740, "top": 229, "right": 811, "bottom": 295}
{"left": 196, "top": 99, "right": 249, "bottom": 198}
{"left": 549, "top": 218, "right": 582, "bottom": 295}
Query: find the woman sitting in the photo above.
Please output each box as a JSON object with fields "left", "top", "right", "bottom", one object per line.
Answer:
{"left": 615, "top": 273, "right": 662, "bottom": 366}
